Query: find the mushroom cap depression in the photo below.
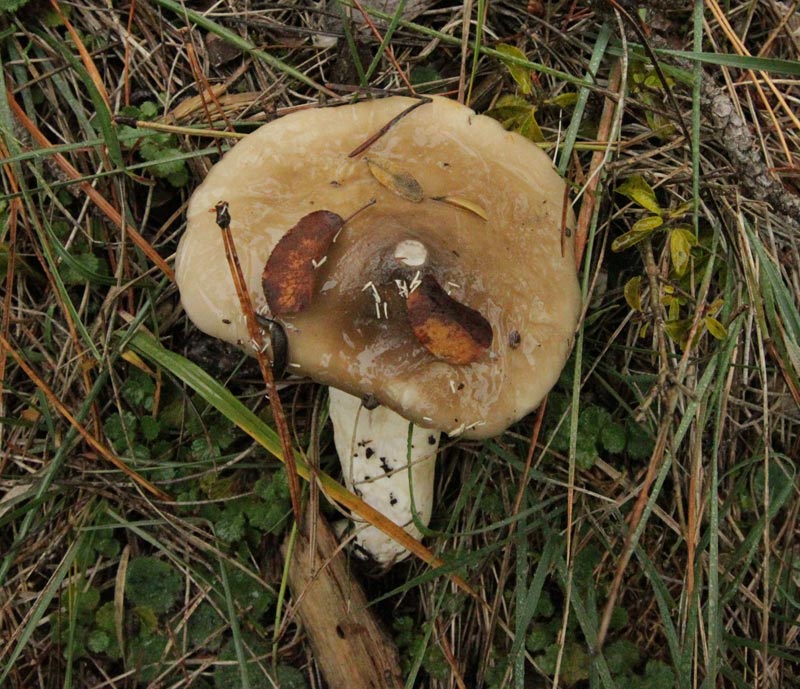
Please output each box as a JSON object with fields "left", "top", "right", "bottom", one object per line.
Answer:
{"left": 176, "top": 96, "right": 581, "bottom": 438}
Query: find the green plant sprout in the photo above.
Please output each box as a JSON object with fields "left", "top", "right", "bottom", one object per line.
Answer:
{"left": 487, "top": 43, "right": 577, "bottom": 143}
{"left": 613, "top": 174, "right": 728, "bottom": 348}
{"left": 545, "top": 389, "right": 654, "bottom": 471}
{"left": 117, "top": 101, "right": 190, "bottom": 188}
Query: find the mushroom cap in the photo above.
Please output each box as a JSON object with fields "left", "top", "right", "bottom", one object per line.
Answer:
{"left": 176, "top": 96, "right": 581, "bottom": 438}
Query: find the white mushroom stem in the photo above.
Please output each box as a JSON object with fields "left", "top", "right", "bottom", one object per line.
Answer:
{"left": 327, "top": 387, "right": 440, "bottom": 566}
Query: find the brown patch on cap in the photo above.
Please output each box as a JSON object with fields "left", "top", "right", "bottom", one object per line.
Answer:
{"left": 406, "top": 274, "right": 492, "bottom": 365}
{"left": 262, "top": 210, "right": 343, "bottom": 315}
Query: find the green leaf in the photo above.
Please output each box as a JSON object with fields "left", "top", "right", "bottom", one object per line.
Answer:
{"left": 410, "top": 65, "right": 443, "bottom": 93}
{"left": 664, "top": 318, "right": 692, "bottom": 347}
{"left": 104, "top": 411, "right": 137, "bottom": 449}
{"left": 626, "top": 421, "right": 654, "bottom": 460}
{"left": 0, "top": 0, "right": 31, "bottom": 13}
{"left": 705, "top": 315, "right": 728, "bottom": 340}
{"left": 609, "top": 604, "right": 629, "bottom": 630}
{"left": 94, "top": 602, "right": 116, "bottom": 633}
{"left": 187, "top": 602, "right": 223, "bottom": 650}
{"left": 540, "top": 641, "right": 590, "bottom": 685}
{"left": 495, "top": 43, "right": 533, "bottom": 94}
{"left": 274, "top": 665, "right": 308, "bottom": 689}
{"left": 126, "top": 632, "right": 169, "bottom": 684}
{"left": 546, "top": 92, "right": 579, "bottom": 108}
{"left": 616, "top": 174, "right": 662, "bottom": 214}
{"left": 517, "top": 107, "right": 544, "bottom": 142}
{"left": 228, "top": 566, "right": 276, "bottom": 617}
{"left": 643, "top": 72, "right": 672, "bottom": 90}
{"left": 73, "top": 587, "right": 101, "bottom": 622}
{"left": 631, "top": 214, "right": 664, "bottom": 233}
{"left": 250, "top": 473, "right": 291, "bottom": 534}
{"left": 121, "top": 368, "right": 156, "bottom": 410}
{"left": 580, "top": 405, "right": 611, "bottom": 439}
{"left": 612, "top": 227, "right": 654, "bottom": 252}
{"left": 753, "top": 460, "right": 795, "bottom": 509}
{"left": 139, "top": 101, "right": 159, "bottom": 119}
{"left": 576, "top": 435, "right": 599, "bottom": 469}
{"left": 624, "top": 276, "right": 643, "bottom": 311}
{"left": 59, "top": 251, "right": 109, "bottom": 286}
{"left": 643, "top": 659, "right": 676, "bottom": 689}
{"left": 668, "top": 200, "right": 693, "bottom": 219}
{"left": 87, "top": 629, "right": 110, "bottom": 654}
{"left": 605, "top": 639, "right": 640, "bottom": 675}
{"left": 670, "top": 226, "right": 697, "bottom": 276}
{"left": 215, "top": 507, "right": 246, "bottom": 543}
{"left": 526, "top": 623, "right": 552, "bottom": 652}
{"left": 142, "top": 144, "right": 188, "bottom": 180}
{"left": 140, "top": 416, "right": 160, "bottom": 441}
{"left": 600, "top": 423, "right": 626, "bottom": 454}
{"left": 125, "top": 557, "right": 182, "bottom": 613}
{"left": 243, "top": 496, "right": 287, "bottom": 534}
{"left": 166, "top": 166, "right": 190, "bottom": 188}
{"left": 535, "top": 590, "right": 555, "bottom": 618}
{"left": 94, "top": 602, "right": 122, "bottom": 659}
{"left": 487, "top": 93, "right": 530, "bottom": 118}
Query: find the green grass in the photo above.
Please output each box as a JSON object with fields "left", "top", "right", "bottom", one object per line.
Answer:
{"left": 1, "top": 1, "right": 798, "bottom": 688}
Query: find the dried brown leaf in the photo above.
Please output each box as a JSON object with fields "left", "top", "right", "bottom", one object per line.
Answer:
{"left": 365, "top": 156, "right": 424, "bottom": 202}
{"left": 262, "top": 210, "right": 343, "bottom": 316}
{"left": 406, "top": 274, "right": 492, "bottom": 365}
{"left": 431, "top": 195, "right": 488, "bottom": 220}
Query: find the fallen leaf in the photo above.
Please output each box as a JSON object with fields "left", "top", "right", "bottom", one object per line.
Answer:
{"left": 262, "top": 210, "right": 343, "bottom": 315}
{"left": 365, "top": 156, "right": 424, "bottom": 202}
{"left": 616, "top": 174, "right": 662, "bottom": 215}
{"left": 431, "top": 195, "right": 488, "bottom": 221}
{"left": 705, "top": 316, "right": 727, "bottom": 340}
{"left": 406, "top": 274, "right": 492, "bottom": 365}
{"left": 669, "top": 226, "right": 697, "bottom": 277}
{"left": 623, "top": 275, "right": 643, "bottom": 312}
{"left": 495, "top": 43, "right": 533, "bottom": 95}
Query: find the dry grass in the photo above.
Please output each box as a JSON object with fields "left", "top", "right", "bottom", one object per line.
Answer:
{"left": 1, "top": 1, "right": 798, "bottom": 688}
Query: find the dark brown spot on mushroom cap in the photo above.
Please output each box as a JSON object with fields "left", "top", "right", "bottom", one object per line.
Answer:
{"left": 508, "top": 330, "right": 521, "bottom": 348}
{"left": 406, "top": 274, "right": 493, "bottom": 365}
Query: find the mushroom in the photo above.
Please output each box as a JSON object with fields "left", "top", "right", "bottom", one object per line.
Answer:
{"left": 175, "top": 96, "right": 581, "bottom": 565}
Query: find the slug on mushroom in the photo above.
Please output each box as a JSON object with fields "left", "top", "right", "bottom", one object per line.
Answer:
{"left": 175, "top": 96, "right": 581, "bottom": 566}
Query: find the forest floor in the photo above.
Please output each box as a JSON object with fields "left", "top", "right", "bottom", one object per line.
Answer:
{"left": 1, "top": 1, "right": 799, "bottom": 688}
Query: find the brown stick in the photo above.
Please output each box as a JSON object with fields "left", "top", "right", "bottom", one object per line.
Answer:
{"left": 574, "top": 61, "right": 622, "bottom": 268}
{"left": 214, "top": 202, "right": 303, "bottom": 524}
{"left": 348, "top": 97, "right": 432, "bottom": 158}
{"left": 281, "top": 513, "right": 404, "bottom": 689}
